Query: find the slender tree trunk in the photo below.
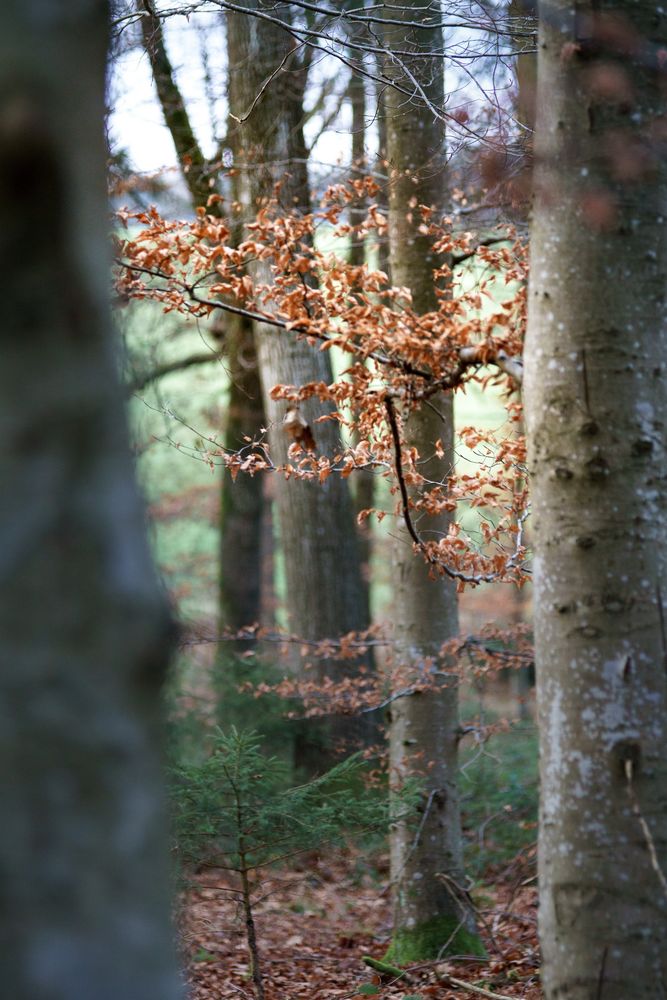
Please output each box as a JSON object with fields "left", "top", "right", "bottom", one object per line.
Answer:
{"left": 510, "top": 0, "right": 537, "bottom": 137}
{"left": 218, "top": 89, "right": 268, "bottom": 645}
{"left": 0, "top": 3, "right": 180, "bottom": 997}
{"left": 375, "top": 31, "right": 391, "bottom": 281}
{"left": 226, "top": 4, "right": 372, "bottom": 766}
{"left": 525, "top": 1, "right": 667, "bottom": 994}
{"left": 139, "top": 0, "right": 266, "bottom": 646}
{"left": 383, "top": 4, "right": 482, "bottom": 962}
{"left": 218, "top": 315, "right": 265, "bottom": 634}
{"left": 505, "top": 0, "right": 536, "bottom": 717}
{"left": 507, "top": 0, "right": 537, "bottom": 211}
{"left": 216, "top": 114, "right": 267, "bottom": 711}
{"left": 348, "top": 57, "right": 367, "bottom": 272}
{"left": 347, "top": 55, "right": 375, "bottom": 624}
{"left": 139, "top": 0, "right": 211, "bottom": 208}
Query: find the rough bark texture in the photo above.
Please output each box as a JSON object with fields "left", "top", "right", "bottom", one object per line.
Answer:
{"left": 0, "top": 3, "right": 181, "bottom": 997}
{"left": 383, "top": 4, "right": 482, "bottom": 961}
{"left": 226, "top": 3, "right": 371, "bottom": 763}
{"left": 525, "top": 1, "right": 667, "bottom": 995}
{"left": 139, "top": 0, "right": 265, "bottom": 640}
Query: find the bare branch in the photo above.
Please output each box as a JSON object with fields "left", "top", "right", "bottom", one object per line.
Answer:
{"left": 127, "top": 348, "right": 225, "bottom": 393}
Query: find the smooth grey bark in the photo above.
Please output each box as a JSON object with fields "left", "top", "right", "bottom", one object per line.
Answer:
{"left": 383, "top": 3, "right": 481, "bottom": 962}
{"left": 226, "top": 3, "right": 372, "bottom": 764}
{"left": 524, "top": 1, "right": 667, "bottom": 995}
{"left": 0, "top": 3, "right": 181, "bottom": 998}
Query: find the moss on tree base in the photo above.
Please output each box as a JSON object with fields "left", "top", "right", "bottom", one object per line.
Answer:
{"left": 383, "top": 915, "right": 486, "bottom": 964}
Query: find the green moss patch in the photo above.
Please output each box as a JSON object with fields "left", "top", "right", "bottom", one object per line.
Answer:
{"left": 383, "top": 915, "right": 486, "bottom": 964}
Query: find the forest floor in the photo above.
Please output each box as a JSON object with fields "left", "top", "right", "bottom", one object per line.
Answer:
{"left": 180, "top": 846, "right": 541, "bottom": 1000}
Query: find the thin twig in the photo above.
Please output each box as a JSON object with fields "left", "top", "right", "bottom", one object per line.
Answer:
{"left": 436, "top": 918, "right": 466, "bottom": 959}
{"left": 384, "top": 396, "right": 527, "bottom": 585}
{"left": 596, "top": 945, "right": 608, "bottom": 1000}
{"left": 360, "top": 685, "right": 417, "bottom": 714}
{"left": 436, "top": 871, "right": 504, "bottom": 959}
{"left": 625, "top": 758, "right": 667, "bottom": 902}
{"left": 581, "top": 347, "right": 592, "bottom": 416}
{"left": 410, "top": 789, "right": 437, "bottom": 855}
{"left": 230, "top": 43, "right": 305, "bottom": 124}
{"left": 384, "top": 395, "right": 422, "bottom": 550}
{"left": 657, "top": 582, "right": 667, "bottom": 677}
{"left": 443, "top": 975, "right": 514, "bottom": 1000}
{"left": 117, "top": 259, "right": 524, "bottom": 393}
{"left": 127, "top": 349, "right": 225, "bottom": 393}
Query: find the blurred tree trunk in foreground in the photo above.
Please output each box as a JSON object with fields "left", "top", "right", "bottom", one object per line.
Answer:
{"left": 525, "top": 0, "right": 667, "bottom": 994}
{"left": 0, "top": 2, "right": 180, "bottom": 997}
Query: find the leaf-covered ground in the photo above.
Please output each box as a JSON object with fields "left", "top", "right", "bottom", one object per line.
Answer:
{"left": 181, "top": 848, "right": 541, "bottom": 1000}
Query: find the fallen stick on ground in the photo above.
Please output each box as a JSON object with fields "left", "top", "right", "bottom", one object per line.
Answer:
{"left": 443, "top": 975, "right": 514, "bottom": 1000}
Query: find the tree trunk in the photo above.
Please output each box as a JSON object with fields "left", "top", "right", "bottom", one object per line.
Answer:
{"left": 525, "top": 1, "right": 667, "bottom": 994}
{"left": 226, "top": 4, "right": 372, "bottom": 766}
{"left": 507, "top": 0, "right": 538, "bottom": 212}
{"left": 509, "top": 0, "right": 537, "bottom": 137}
{"left": 505, "top": 0, "right": 536, "bottom": 717}
{"left": 139, "top": 0, "right": 266, "bottom": 646}
{"left": 383, "top": 4, "right": 482, "bottom": 962}
{"left": 0, "top": 3, "right": 180, "bottom": 997}
{"left": 347, "top": 55, "right": 375, "bottom": 624}
{"left": 139, "top": 0, "right": 211, "bottom": 208}
{"left": 374, "top": 26, "right": 391, "bottom": 282}
{"left": 348, "top": 56, "right": 367, "bottom": 271}
{"left": 218, "top": 315, "right": 265, "bottom": 634}
{"left": 217, "top": 85, "right": 268, "bottom": 646}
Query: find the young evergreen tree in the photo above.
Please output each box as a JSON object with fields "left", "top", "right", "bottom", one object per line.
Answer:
{"left": 524, "top": 0, "right": 667, "bottom": 994}
{"left": 0, "top": 2, "right": 180, "bottom": 996}
{"left": 171, "top": 728, "right": 411, "bottom": 1000}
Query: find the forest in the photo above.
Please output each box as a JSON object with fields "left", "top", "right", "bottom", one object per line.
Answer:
{"left": 1, "top": 1, "right": 666, "bottom": 999}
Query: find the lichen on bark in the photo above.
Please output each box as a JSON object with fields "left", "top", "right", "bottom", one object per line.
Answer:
{"left": 525, "top": 0, "right": 667, "bottom": 994}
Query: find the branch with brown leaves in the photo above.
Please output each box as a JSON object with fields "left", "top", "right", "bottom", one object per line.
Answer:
{"left": 114, "top": 182, "right": 528, "bottom": 586}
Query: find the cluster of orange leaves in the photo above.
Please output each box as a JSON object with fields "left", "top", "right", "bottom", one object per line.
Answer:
{"left": 115, "top": 176, "right": 529, "bottom": 589}
{"left": 182, "top": 621, "right": 533, "bottom": 724}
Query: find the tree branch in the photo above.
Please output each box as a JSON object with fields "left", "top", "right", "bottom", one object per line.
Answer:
{"left": 127, "top": 348, "right": 225, "bottom": 393}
